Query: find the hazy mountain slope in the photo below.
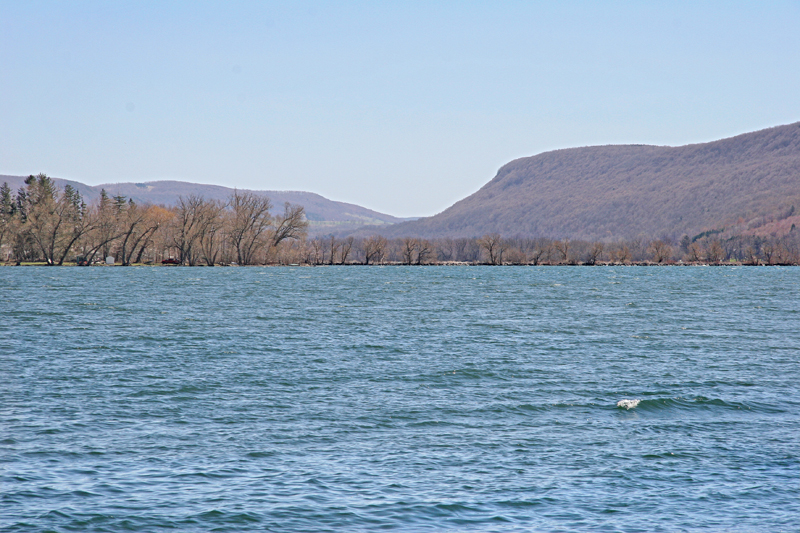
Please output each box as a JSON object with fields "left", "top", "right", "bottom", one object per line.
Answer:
{"left": 373, "top": 122, "right": 800, "bottom": 240}
{"left": 0, "top": 176, "right": 409, "bottom": 235}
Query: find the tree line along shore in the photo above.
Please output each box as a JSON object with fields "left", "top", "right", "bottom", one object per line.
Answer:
{"left": 1, "top": 175, "right": 798, "bottom": 267}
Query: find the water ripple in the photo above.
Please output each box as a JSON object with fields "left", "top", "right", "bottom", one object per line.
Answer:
{"left": 2, "top": 266, "right": 799, "bottom": 531}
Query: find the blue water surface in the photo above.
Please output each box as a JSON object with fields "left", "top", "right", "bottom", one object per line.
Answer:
{"left": 1, "top": 266, "right": 798, "bottom": 532}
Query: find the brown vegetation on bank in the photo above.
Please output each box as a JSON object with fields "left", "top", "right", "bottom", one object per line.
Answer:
{"left": 0, "top": 175, "right": 308, "bottom": 266}
{"left": 296, "top": 232, "right": 799, "bottom": 266}
{"left": 2, "top": 175, "right": 798, "bottom": 267}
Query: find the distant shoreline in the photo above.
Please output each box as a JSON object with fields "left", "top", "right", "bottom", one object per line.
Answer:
{"left": 2, "top": 261, "right": 796, "bottom": 268}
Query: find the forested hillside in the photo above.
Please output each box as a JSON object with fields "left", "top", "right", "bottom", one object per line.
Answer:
{"left": 375, "top": 122, "right": 800, "bottom": 241}
{"left": 4, "top": 122, "right": 800, "bottom": 243}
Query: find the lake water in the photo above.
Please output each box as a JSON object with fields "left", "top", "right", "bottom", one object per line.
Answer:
{"left": 2, "top": 266, "right": 798, "bottom": 532}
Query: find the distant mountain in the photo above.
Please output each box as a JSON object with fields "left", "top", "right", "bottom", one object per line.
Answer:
{"left": 370, "top": 122, "right": 800, "bottom": 241}
{"left": 0, "top": 176, "right": 412, "bottom": 236}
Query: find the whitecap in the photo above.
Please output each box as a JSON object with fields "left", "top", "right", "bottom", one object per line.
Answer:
{"left": 617, "top": 399, "right": 640, "bottom": 410}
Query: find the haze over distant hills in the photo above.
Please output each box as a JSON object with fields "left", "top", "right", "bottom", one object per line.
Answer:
{"left": 0, "top": 176, "right": 411, "bottom": 236}
{"left": 370, "top": 122, "right": 800, "bottom": 241}
{"left": 4, "top": 122, "right": 799, "bottom": 242}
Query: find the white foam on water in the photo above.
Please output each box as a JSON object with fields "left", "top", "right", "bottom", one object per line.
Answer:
{"left": 617, "top": 399, "right": 640, "bottom": 410}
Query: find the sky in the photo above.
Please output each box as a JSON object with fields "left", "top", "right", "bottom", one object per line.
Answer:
{"left": 2, "top": 2, "right": 800, "bottom": 217}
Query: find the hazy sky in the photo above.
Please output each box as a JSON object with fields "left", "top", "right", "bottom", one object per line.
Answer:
{"left": 2, "top": 2, "right": 799, "bottom": 217}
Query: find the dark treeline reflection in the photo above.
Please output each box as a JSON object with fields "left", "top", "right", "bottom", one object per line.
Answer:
{"left": 1, "top": 175, "right": 798, "bottom": 266}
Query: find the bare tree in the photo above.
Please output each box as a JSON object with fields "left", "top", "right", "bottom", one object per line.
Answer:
{"left": 628, "top": 237, "right": 649, "bottom": 262}
{"left": 113, "top": 199, "right": 165, "bottom": 266}
{"left": 270, "top": 202, "right": 309, "bottom": 248}
{"left": 744, "top": 245, "right": 759, "bottom": 265}
{"left": 761, "top": 241, "right": 775, "bottom": 265}
{"left": 612, "top": 243, "right": 632, "bottom": 264}
{"left": 339, "top": 236, "right": 354, "bottom": 264}
{"left": 416, "top": 239, "right": 433, "bottom": 265}
{"left": 454, "top": 238, "right": 468, "bottom": 261}
{"left": 461, "top": 238, "right": 482, "bottom": 263}
{"left": 132, "top": 206, "right": 172, "bottom": 264}
{"left": 685, "top": 242, "right": 703, "bottom": 262}
{"left": 648, "top": 240, "right": 672, "bottom": 263}
{"left": 773, "top": 241, "right": 790, "bottom": 264}
{"left": 478, "top": 233, "right": 506, "bottom": 265}
{"left": 300, "top": 239, "right": 316, "bottom": 265}
{"left": 195, "top": 200, "right": 226, "bottom": 266}
{"left": 79, "top": 190, "right": 124, "bottom": 264}
{"left": 553, "top": 239, "right": 570, "bottom": 264}
{"left": 502, "top": 244, "right": 525, "bottom": 265}
{"left": 585, "top": 242, "right": 604, "bottom": 265}
{"left": 537, "top": 239, "right": 555, "bottom": 265}
{"left": 327, "top": 235, "right": 340, "bottom": 265}
{"left": 704, "top": 239, "right": 724, "bottom": 263}
{"left": 309, "top": 237, "right": 324, "bottom": 265}
{"left": 362, "top": 235, "right": 387, "bottom": 265}
{"left": 227, "top": 191, "right": 273, "bottom": 265}
{"left": 528, "top": 246, "right": 545, "bottom": 265}
{"left": 171, "top": 195, "right": 207, "bottom": 265}
{"left": 401, "top": 237, "right": 418, "bottom": 265}
{"left": 19, "top": 175, "right": 92, "bottom": 265}
{"left": 435, "top": 238, "right": 455, "bottom": 262}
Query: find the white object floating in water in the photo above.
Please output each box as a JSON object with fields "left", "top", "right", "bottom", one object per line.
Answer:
{"left": 617, "top": 399, "right": 640, "bottom": 410}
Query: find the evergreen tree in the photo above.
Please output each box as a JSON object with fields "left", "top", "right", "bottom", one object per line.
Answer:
{"left": 0, "top": 182, "right": 15, "bottom": 260}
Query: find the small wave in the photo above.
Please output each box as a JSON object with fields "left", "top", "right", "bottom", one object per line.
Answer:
{"left": 617, "top": 397, "right": 785, "bottom": 413}
{"left": 617, "top": 399, "right": 640, "bottom": 410}
{"left": 246, "top": 451, "right": 275, "bottom": 458}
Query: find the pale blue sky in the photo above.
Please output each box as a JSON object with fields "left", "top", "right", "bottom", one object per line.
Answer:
{"left": 2, "top": 1, "right": 799, "bottom": 216}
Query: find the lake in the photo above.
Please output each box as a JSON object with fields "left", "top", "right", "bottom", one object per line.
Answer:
{"left": 2, "top": 266, "right": 798, "bottom": 532}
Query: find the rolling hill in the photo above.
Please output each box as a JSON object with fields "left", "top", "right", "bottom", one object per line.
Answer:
{"left": 370, "top": 122, "right": 800, "bottom": 241}
{"left": 5, "top": 122, "right": 799, "bottom": 242}
{"left": 0, "top": 176, "right": 411, "bottom": 236}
